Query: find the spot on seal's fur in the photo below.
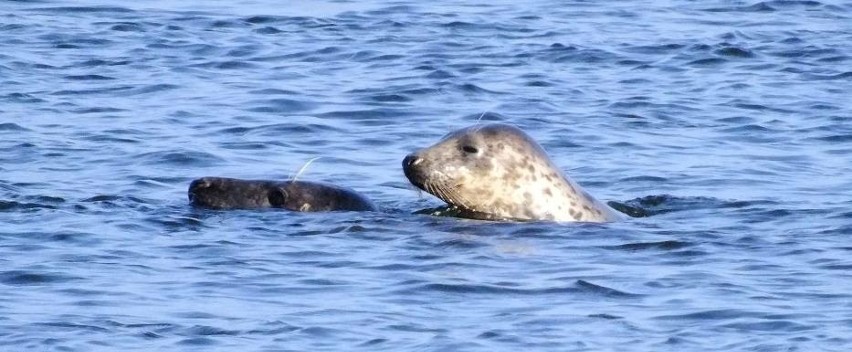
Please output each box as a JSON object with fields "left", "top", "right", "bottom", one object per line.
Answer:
{"left": 569, "top": 209, "right": 580, "bottom": 220}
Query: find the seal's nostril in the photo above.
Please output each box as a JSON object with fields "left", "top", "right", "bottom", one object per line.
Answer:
{"left": 402, "top": 154, "right": 422, "bottom": 168}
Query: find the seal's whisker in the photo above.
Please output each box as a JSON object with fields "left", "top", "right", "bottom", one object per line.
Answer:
{"left": 450, "top": 187, "right": 476, "bottom": 211}
{"left": 430, "top": 182, "right": 447, "bottom": 202}
{"left": 475, "top": 111, "right": 487, "bottom": 125}
{"left": 471, "top": 122, "right": 487, "bottom": 134}
{"left": 446, "top": 186, "right": 473, "bottom": 210}
{"left": 425, "top": 182, "right": 440, "bottom": 201}
{"left": 428, "top": 181, "right": 452, "bottom": 206}
{"left": 291, "top": 157, "right": 323, "bottom": 183}
{"left": 430, "top": 179, "right": 474, "bottom": 212}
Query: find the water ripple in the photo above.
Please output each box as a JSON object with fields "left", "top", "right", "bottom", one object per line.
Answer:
{"left": 0, "top": 270, "right": 81, "bottom": 286}
{"left": 0, "top": 1, "right": 849, "bottom": 351}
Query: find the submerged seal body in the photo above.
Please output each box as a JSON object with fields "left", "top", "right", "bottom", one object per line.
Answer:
{"left": 188, "top": 177, "right": 377, "bottom": 212}
{"left": 402, "top": 123, "right": 623, "bottom": 222}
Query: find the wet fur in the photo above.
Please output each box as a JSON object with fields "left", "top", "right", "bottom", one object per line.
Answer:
{"left": 188, "top": 177, "right": 377, "bottom": 212}
{"left": 403, "top": 123, "right": 623, "bottom": 222}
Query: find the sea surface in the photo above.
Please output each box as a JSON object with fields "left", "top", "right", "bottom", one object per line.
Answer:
{"left": 1, "top": 0, "right": 851, "bottom": 351}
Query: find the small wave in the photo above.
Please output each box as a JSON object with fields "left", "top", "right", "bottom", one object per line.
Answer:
{"left": 245, "top": 98, "right": 317, "bottom": 113}
{"left": 714, "top": 46, "right": 755, "bottom": 58}
{"left": 423, "top": 69, "right": 455, "bottom": 79}
{"left": 721, "top": 320, "right": 814, "bottom": 332}
{"left": 71, "top": 107, "right": 126, "bottom": 114}
{"left": 186, "top": 325, "right": 240, "bottom": 336}
{"left": 602, "top": 240, "right": 693, "bottom": 252}
{"left": 244, "top": 322, "right": 300, "bottom": 336}
{"left": 618, "top": 175, "right": 668, "bottom": 183}
{"left": 364, "top": 5, "right": 418, "bottom": 16}
{"left": 416, "top": 282, "right": 548, "bottom": 295}
{"left": 0, "top": 270, "right": 81, "bottom": 286}
{"left": 588, "top": 313, "right": 622, "bottom": 320}
{"left": 126, "top": 84, "right": 179, "bottom": 95}
{"left": 455, "top": 83, "right": 507, "bottom": 95}
{"left": 525, "top": 80, "right": 553, "bottom": 87}
{"left": 27, "top": 6, "right": 135, "bottom": 14}
{"left": 687, "top": 57, "right": 727, "bottom": 66}
{"left": 192, "top": 60, "right": 258, "bottom": 70}
{"left": 243, "top": 15, "right": 289, "bottom": 24}
{"left": 405, "top": 279, "right": 642, "bottom": 298}
{"left": 109, "top": 22, "right": 145, "bottom": 32}
{"left": 135, "top": 150, "right": 225, "bottom": 167}
{"left": 254, "top": 26, "right": 283, "bottom": 34}
{"left": 442, "top": 21, "right": 481, "bottom": 30}
{"left": 209, "top": 19, "right": 250, "bottom": 29}
{"left": 35, "top": 322, "right": 109, "bottom": 332}
{"left": 50, "top": 85, "right": 132, "bottom": 96}
{"left": 317, "top": 109, "right": 414, "bottom": 123}
{"left": 81, "top": 194, "right": 148, "bottom": 204}
{"left": 81, "top": 133, "right": 141, "bottom": 144}
{"left": 63, "top": 74, "right": 115, "bottom": 81}
{"left": 654, "top": 309, "right": 761, "bottom": 321}
{"left": 0, "top": 200, "right": 58, "bottom": 211}
{"left": 215, "top": 122, "right": 340, "bottom": 137}
{"left": 0, "top": 92, "right": 45, "bottom": 103}
{"left": 804, "top": 71, "right": 852, "bottom": 81}
{"left": 574, "top": 280, "right": 643, "bottom": 298}
{"left": 703, "top": 2, "right": 776, "bottom": 12}
{"left": 216, "top": 142, "right": 271, "bottom": 150}
{"left": 72, "top": 59, "right": 131, "bottom": 68}
{"left": 226, "top": 45, "right": 262, "bottom": 58}
{"left": 622, "top": 43, "right": 686, "bottom": 55}
{"left": 176, "top": 337, "right": 217, "bottom": 346}
{"left": 610, "top": 195, "right": 764, "bottom": 218}
{"left": 0, "top": 122, "right": 31, "bottom": 131}
{"left": 367, "top": 94, "right": 412, "bottom": 103}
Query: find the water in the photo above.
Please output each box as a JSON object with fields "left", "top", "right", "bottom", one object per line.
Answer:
{"left": 1, "top": 0, "right": 851, "bottom": 350}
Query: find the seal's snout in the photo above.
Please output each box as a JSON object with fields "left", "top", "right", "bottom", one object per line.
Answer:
{"left": 190, "top": 178, "right": 211, "bottom": 188}
{"left": 188, "top": 178, "right": 212, "bottom": 203}
{"left": 402, "top": 154, "right": 425, "bottom": 188}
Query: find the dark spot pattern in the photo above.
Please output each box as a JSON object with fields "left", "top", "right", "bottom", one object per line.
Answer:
{"left": 569, "top": 209, "right": 580, "bottom": 220}
{"left": 402, "top": 123, "right": 622, "bottom": 222}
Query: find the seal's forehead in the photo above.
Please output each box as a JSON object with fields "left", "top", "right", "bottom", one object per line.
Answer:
{"left": 472, "top": 123, "right": 527, "bottom": 137}
{"left": 442, "top": 123, "right": 528, "bottom": 140}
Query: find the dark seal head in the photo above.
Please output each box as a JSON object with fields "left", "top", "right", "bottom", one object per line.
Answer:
{"left": 188, "top": 177, "right": 377, "bottom": 212}
{"left": 402, "top": 123, "right": 623, "bottom": 222}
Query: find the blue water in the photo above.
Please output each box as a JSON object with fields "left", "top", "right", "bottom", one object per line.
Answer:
{"left": 2, "top": 0, "right": 851, "bottom": 350}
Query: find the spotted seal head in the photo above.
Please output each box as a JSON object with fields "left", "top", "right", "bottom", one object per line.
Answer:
{"left": 402, "top": 123, "right": 623, "bottom": 222}
{"left": 188, "top": 177, "right": 377, "bottom": 212}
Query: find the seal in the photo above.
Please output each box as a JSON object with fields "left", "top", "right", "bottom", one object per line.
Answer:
{"left": 402, "top": 123, "right": 623, "bottom": 222}
{"left": 188, "top": 177, "right": 377, "bottom": 212}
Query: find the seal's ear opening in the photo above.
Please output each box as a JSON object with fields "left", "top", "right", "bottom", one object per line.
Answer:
{"left": 268, "top": 187, "right": 289, "bottom": 208}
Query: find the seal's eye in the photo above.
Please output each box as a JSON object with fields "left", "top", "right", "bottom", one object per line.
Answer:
{"left": 268, "top": 187, "right": 289, "bottom": 207}
{"left": 462, "top": 145, "right": 478, "bottom": 154}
